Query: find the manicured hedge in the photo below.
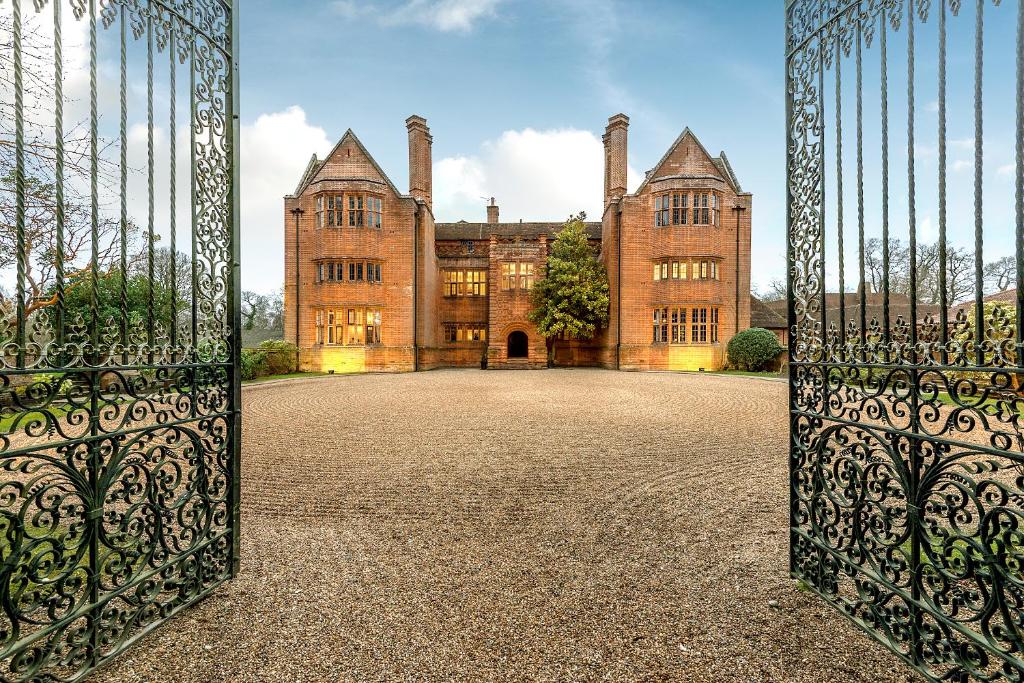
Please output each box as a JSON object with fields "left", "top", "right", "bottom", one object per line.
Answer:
{"left": 241, "top": 340, "right": 298, "bottom": 380}
{"left": 726, "top": 328, "right": 784, "bottom": 372}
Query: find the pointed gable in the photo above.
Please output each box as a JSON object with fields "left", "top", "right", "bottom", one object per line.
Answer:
{"left": 295, "top": 129, "right": 401, "bottom": 197}
{"left": 635, "top": 128, "right": 741, "bottom": 195}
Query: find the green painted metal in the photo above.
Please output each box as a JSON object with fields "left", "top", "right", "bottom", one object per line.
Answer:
{"left": 787, "top": 1, "right": 1024, "bottom": 681}
{"left": 0, "top": 1, "right": 240, "bottom": 680}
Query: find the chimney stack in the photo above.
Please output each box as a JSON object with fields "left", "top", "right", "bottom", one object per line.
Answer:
{"left": 603, "top": 113, "right": 629, "bottom": 206}
{"left": 486, "top": 197, "right": 499, "bottom": 224}
{"left": 406, "top": 115, "right": 432, "bottom": 207}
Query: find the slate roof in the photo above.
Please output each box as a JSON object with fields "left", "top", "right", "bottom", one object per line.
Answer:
{"left": 435, "top": 222, "right": 602, "bottom": 241}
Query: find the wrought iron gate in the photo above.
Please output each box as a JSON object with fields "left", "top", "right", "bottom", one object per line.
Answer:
{"left": 787, "top": 1, "right": 1023, "bottom": 680}
{"left": 0, "top": 1, "right": 239, "bottom": 681}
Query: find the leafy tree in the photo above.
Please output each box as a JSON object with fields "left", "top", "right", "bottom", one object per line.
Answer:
{"left": 528, "top": 212, "right": 610, "bottom": 367}
{"left": 53, "top": 266, "right": 183, "bottom": 336}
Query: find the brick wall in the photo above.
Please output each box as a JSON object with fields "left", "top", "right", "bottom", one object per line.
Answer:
{"left": 285, "top": 115, "right": 753, "bottom": 374}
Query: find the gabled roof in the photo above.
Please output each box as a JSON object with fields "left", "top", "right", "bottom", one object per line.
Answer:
{"left": 292, "top": 154, "right": 321, "bottom": 197}
{"left": 290, "top": 129, "right": 402, "bottom": 198}
{"left": 750, "top": 296, "right": 787, "bottom": 329}
{"left": 634, "top": 127, "right": 743, "bottom": 195}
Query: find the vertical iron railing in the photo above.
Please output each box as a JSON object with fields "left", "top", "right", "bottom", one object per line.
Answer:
{"left": 0, "top": 1, "right": 240, "bottom": 681}
{"left": 787, "top": 1, "right": 1024, "bottom": 681}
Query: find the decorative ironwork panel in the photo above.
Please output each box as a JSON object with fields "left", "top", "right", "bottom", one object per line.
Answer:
{"left": 787, "top": 1, "right": 1024, "bottom": 680}
{"left": 0, "top": 1, "right": 240, "bottom": 681}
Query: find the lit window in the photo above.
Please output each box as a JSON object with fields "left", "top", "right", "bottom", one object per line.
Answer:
{"left": 502, "top": 263, "right": 515, "bottom": 290}
{"left": 653, "top": 263, "right": 661, "bottom": 281}
{"left": 316, "top": 310, "right": 324, "bottom": 344}
{"left": 443, "top": 323, "right": 487, "bottom": 343}
{"left": 519, "top": 263, "right": 534, "bottom": 290}
{"left": 320, "top": 307, "right": 382, "bottom": 346}
{"left": 468, "top": 270, "right": 487, "bottom": 296}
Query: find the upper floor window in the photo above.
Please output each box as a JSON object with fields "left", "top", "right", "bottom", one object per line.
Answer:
{"left": 444, "top": 270, "right": 488, "bottom": 297}
{"left": 315, "top": 193, "right": 383, "bottom": 229}
{"left": 501, "top": 262, "right": 534, "bottom": 291}
{"left": 655, "top": 191, "right": 720, "bottom": 227}
{"left": 652, "top": 258, "right": 719, "bottom": 282}
{"left": 317, "top": 260, "right": 383, "bottom": 283}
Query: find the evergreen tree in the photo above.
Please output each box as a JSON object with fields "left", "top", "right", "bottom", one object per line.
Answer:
{"left": 528, "top": 212, "right": 610, "bottom": 367}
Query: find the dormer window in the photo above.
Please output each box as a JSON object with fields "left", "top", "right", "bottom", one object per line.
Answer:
{"left": 655, "top": 191, "right": 720, "bottom": 227}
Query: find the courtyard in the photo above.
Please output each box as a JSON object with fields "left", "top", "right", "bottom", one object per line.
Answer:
{"left": 95, "top": 369, "right": 912, "bottom": 683}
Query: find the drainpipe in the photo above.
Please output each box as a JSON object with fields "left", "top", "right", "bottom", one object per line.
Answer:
{"left": 413, "top": 202, "right": 419, "bottom": 371}
{"left": 616, "top": 201, "right": 622, "bottom": 370}
{"left": 733, "top": 205, "right": 746, "bottom": 335}
{"left": 290, "top": 207, "right": 304, "bottom": 367}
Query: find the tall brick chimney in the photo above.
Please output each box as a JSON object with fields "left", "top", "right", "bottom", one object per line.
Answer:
{"left": 406, "top": 115, "right": 432, "bottom": 207}
{"left": 603, "top": 113, "right": 629, "bottom": 206}
{"left": 486, "top": 197, "right": 499, "bottom": 224}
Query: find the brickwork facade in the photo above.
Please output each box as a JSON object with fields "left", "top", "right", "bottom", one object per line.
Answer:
{"left": 283, "top": 114, "right": 753, "bottom": 373}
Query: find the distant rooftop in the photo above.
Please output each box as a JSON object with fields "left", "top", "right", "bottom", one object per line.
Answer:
{"left": 435, "top": 222, "right": 602, "bottom": 241}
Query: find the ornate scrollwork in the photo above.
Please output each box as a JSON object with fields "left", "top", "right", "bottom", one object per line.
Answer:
{"left": 0, "top": 1, "right": 237, "bottom": 681}
{"left": 788, "top": 0, "right": 1022, "bottom": 680}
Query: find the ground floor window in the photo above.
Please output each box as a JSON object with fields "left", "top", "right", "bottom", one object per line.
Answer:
{"left": 652, "top": 306, "right": 719, "bottom": 344}
{"left": 317, "top": 306, "right": 382, "bottom": 345}
{"left": 443, "top": 322, "right": 487, "bottom": 343}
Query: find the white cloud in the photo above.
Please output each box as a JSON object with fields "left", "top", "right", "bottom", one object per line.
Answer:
{"left": 952, "top": 159, "right": 972, "bottom": 173}
{"left": 434, "top": 127, "right": 641, "bottom": 224}
{"left": 240, "top": 107, "right": 332, "bottom": 293}
{"left": 998, "top": 163, "right": 1015, "bottom": 176}
{"left": 332, "top": 0, "right": 500, "bottom": 32}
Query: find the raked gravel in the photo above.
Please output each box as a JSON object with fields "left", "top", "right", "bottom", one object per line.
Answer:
{"left": 95, "top": 369, "right": 920, "bottom": 683}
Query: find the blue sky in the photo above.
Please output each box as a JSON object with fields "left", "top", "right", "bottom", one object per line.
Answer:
{"left": 237, "top": 0, "right": 788, "bottom": 293}
{"left": 234, "top": 0, "right": 1019, "bottom": 296}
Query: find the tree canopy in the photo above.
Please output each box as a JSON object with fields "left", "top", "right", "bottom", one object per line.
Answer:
{"left": 528, "top": 213, "right": 610, "bottom": 364}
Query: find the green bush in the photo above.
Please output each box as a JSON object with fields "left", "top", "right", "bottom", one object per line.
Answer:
{"left": 257, "top": 340, "right": 298, "bottom": 375}
{"left": 240, "top": 348, "right": 268, "bottom": 380}
{"left": 727, "top": 328, "right": 784, "bottom": 371}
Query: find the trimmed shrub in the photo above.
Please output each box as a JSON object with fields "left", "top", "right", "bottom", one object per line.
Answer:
{"left": 257, "top": 339, "right": 298, "bottom": 375}
{"left": 727, "top": 328, "right": 784, "bottom": 371}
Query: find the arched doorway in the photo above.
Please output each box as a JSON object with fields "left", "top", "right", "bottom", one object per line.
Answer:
{"left": 507, "top": 331, "right": 529, "bottom": 359}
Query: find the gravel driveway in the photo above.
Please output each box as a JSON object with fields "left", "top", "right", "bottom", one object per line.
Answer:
{"left": 96, "top": 369, "right": 918, "bottom": 683}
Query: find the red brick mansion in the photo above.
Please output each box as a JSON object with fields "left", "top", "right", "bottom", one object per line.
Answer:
{"left": 283, "top": 114, "right": 753, "bottom": 372}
